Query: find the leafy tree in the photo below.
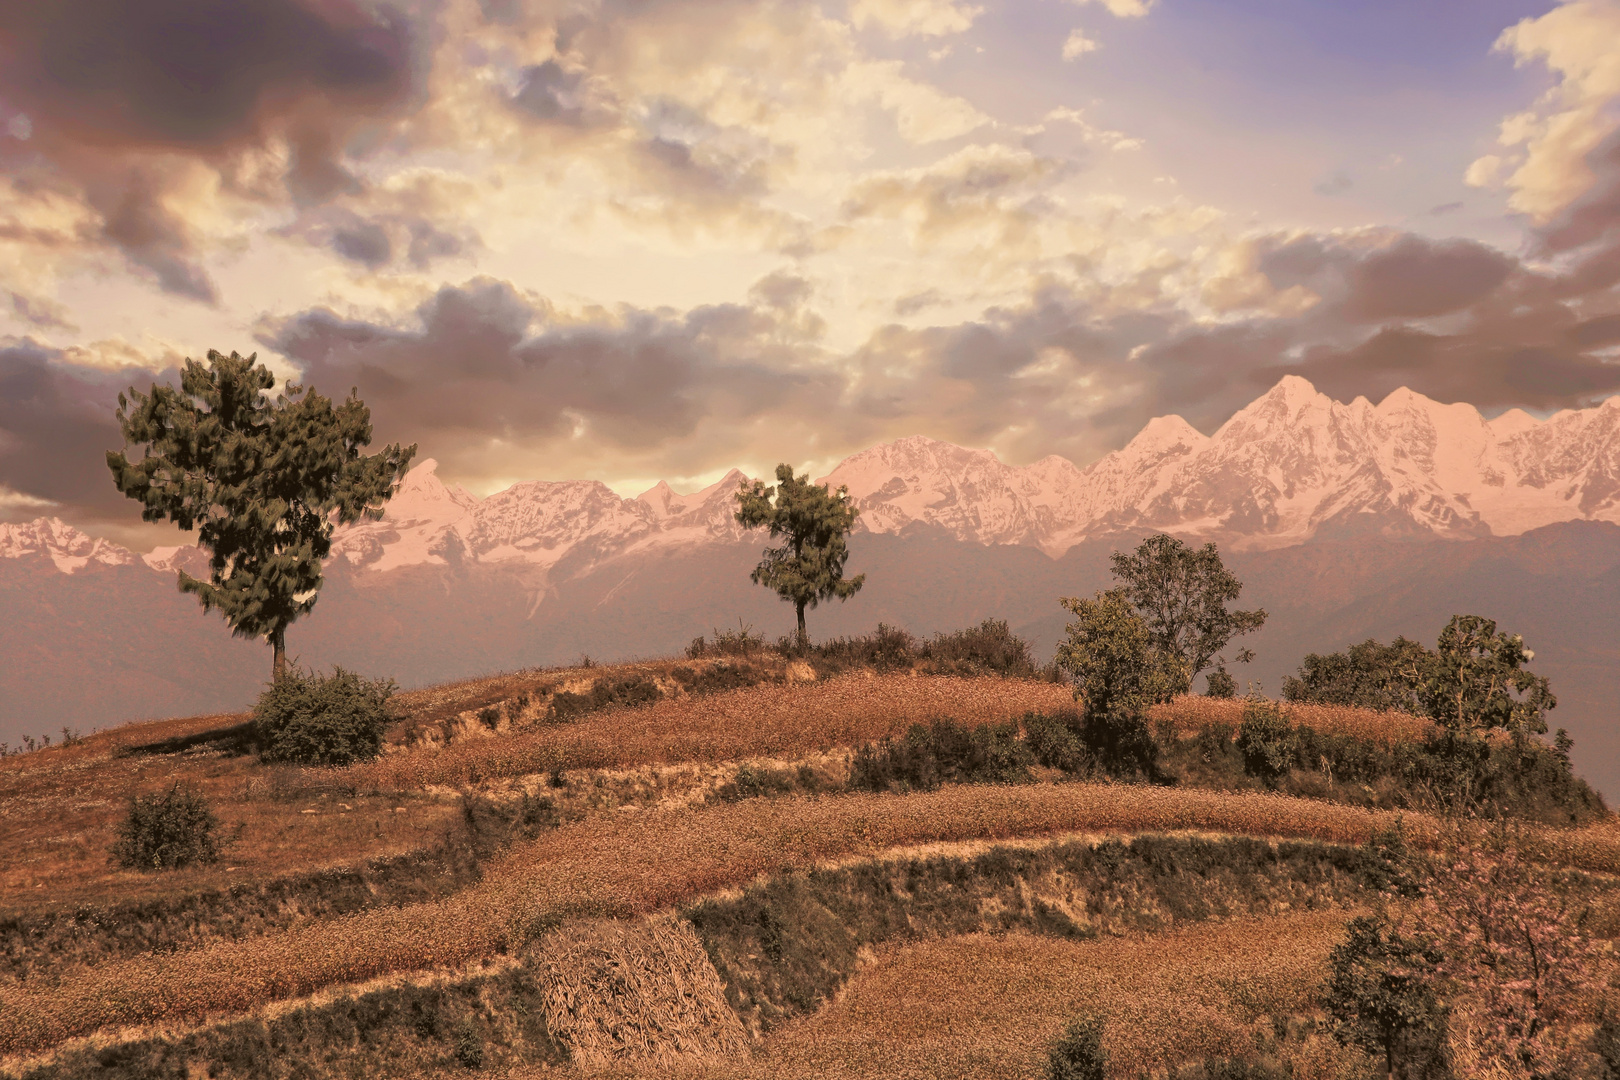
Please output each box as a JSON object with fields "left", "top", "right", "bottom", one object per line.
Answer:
{"left": 1417, "top": 615, "right": 1554, "bottom": 739}
{"left": 1109, "top": 533, "right": 1267, "bottom": 681}
{"left": 734, "top": 463, "right": 865, "bottom": 646}
{"left": 108, "top": 350, "right": 415, "bottom": 678}
{"left": 1054, "top": 589, "right": 1184, "bottom": 776}
{"left": 1283, "top": 637, "right": 1431, "bottom": 712}
{"left": 1205, "top": 666, "right": 1237, "bottom": 698}
{"left": 1402, "top": 824, "right": 1604, "bottom": 1079}
{"left": 1324, "top": 914, "right": 1447, "bottom": 1079}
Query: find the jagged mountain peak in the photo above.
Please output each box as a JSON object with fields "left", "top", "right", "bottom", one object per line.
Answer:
{"left": 0, "top": 517, "right": 135, "bottom": 573}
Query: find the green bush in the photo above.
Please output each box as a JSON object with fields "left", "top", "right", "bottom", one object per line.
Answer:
{"left": 1047, "top": 1016, "right": 1106, "bottom": 1080}
{"left": 109, "top": 784, "right": 224, "bottom": 870}
{"left": 1236, "top": 697, "right": 1295, "bottom": 787}
{"left": 1023, "top": 709, "right": 1090, "bottom": 774}
{"left": 849, "top": 718, "right": 1034, "bottom": 792}
{"left": 1205, "top": 667, "right": 1237, "bottom": 698}
{"left": 809, "top": 623, "right": 918, "bottom": 672}
{"left": 255, "top": 667, "right": 399, "bottom": 766}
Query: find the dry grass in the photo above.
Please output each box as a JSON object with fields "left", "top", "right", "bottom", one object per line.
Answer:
{"left": 536, "top": 916, "right": 749, "bottom": 1072}
{"left": 563, "top": 910, "right": 1363, "bottom": 1080}
{"left": 8, "top": 781, "right": 1618, "bottom": 1057}
{"left": 1149, "top": 695, "right": 1439, "bottom": 744}
{"left": 349, "top": 673, "right": 1075, "bottom": 790}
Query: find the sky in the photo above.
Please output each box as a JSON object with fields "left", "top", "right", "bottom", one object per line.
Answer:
{"left": 3, "top": 0, "right": 1620, "bottom": 549}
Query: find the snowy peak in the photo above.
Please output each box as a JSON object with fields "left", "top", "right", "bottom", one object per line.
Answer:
{"left": 0, "top": 518, "right": 136, "bottom": 573}
{"left": 8, "top": 377, "right": 1620, "bottom": 578}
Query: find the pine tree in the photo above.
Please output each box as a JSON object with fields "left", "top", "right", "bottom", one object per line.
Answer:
{"left": 734, "top": 463, "right": 865, "bottom": 647}
{"left": 107, "top": 350, "right": 415, "bottom": 678}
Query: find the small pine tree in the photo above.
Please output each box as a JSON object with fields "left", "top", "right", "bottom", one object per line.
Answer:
{"left": 734, "top": 463, "right": 865, "bottom": 647}
{"left": 110, "top": 784, "right": 224, "bottom": 871}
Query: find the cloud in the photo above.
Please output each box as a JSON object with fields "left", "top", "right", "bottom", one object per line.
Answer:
{"left": 258, "top": 275, "right": 846, "bottom": 486}
{"left": 0, "top": 0, "right": 425, "bottom": 301}
{"left": 1313, "top": 170, "right": 1353, "bottom": 197}
{"left": 1061, "top": 30, "right": 1100, "bottom": 61}
{"left": 849, "top": 0, "right": 982, "bottom": 38}
{"left": 0, "top": 338, "right": 180, "bottom": 529}
{"left": 1067, "top": 0, "right": 1155, "bottom": 17}
{"left": 1469, "top": 0, "right": 1620, "bottom": 225}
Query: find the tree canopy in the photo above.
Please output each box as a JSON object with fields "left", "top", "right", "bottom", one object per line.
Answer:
{"left": 734, "top": 463, "right": 865, "bottom": 646}
{"left": 107, "top": 349, "right": 415, "bottom": 677}
{"left": 1108, "top": 533, "right": 1267, "bottom": 680}
{"left": 1283, "top": 637, "right": 1431, "bottom": 713}
{"left": 1419, "top": 614, "right": 1554, "bottom": 738}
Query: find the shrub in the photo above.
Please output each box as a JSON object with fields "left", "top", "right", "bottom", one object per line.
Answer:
{"left": 1323, "top": 913, "right": 1447, "bottom": 1079}
{"left": 109, "top": 784, "right": 225, "bottom": 871}
{"left": 1047, "top": 1015, "right": 1106, "bottom": 1080}
{"left": 848, "top": 719, "right": 1034, "bottom": 792}
{"left": 548, "top": 671, "right": 664, "bottom": 722}
{"left": 1023, "top": 709, "right": 1090, "bottom": 774}
{"left": 920, "top": 618, "right": 1038, "bottom": 677}
{"left": 255, "top": 667, "right": 399, "bottom": 767}
{"left": 1204, "top": 667, "right": 1237, "bottom": 698}
{"left": 1236, "top": 697, "right": 1295, "bottom": 787}
{"left": 809, "top": 623, "right": 918, "bottom": 673}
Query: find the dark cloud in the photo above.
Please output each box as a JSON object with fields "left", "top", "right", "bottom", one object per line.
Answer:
{"left": 509, "top": 60, "right": 617, "bottom": 129}
{"left": 1313, "top": 170, "right": 1353, "bottom": 197}
{"left": 96, "top": 171, "right": 219, "bottom": 302}
{"left": 6, "top": 291, "right": 76, "bottom": 331}
{"left": 0, "top": 0, "right": 414, "bottom": 151}
{"left": 0, "top": 340, "right": 180, "bottom": 526}
{"left": 0, "top": 0, "right": 424, "bottom": 300}
{"left": 1428, "top": 201, "right": 1464, "bottom": 216}
{"left": 1255, "top": 232, "right": 1515, "bottom": 323}
{"left": 330, "top": 216, "right": 393, "bottom": 268}
{"left": 259, "top": 276, "right": 840, "bottom": 469}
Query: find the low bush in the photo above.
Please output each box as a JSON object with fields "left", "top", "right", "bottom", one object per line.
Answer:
{"left": 920, "top": 618, "right": 1038, "bottom": 678}
{"left": 109, "top": 784, "right": 224, "bottom": 871}
{"left": 807, "top": 623, "right": 918, "bottom": 673}
{"left": 688, "top": 621, "right": 767, "bottom": 659}
{"left": 548, "top": 671, "right": 664, "bottom": 721}
{"left": 714, "top": 763, "right": 800, "bottom": 803}
{"left": 848, "top": 718, "right": 1034, "bottom": 793}
{"left": 255, "top": 667, "right": 399, "bottom": 767}
{"left": 1047, "top": 1015, "right": 1107, "bottom": 1080}
{"left": 1023, "top": 709, "right": 1090, "bottom": 774}
{"left": 1236, "top": 697, "right": 1295, "bottom": 788}
{"left": 669, "top": 660, "right": 775, "bottom": 697}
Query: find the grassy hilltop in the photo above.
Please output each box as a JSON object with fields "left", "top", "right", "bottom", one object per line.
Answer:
{"left": 2, "top": 624, "right": 1616, "bottom": 1080}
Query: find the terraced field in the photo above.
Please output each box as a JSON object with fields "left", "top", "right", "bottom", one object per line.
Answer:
{"left": 2, "top": 656, "right": 1614, "bottom": 1079}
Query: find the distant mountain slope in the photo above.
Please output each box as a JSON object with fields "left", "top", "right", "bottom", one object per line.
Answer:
{"left": 5, "top": 376, "right": 1617, "bottom": 792}
{"left": 5, "top": 522, "right": 1616, "bottom": 800}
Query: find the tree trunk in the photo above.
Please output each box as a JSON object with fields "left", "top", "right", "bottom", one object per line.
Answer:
{"left": 271, "top": 629, "right": 287, "bottom": 682}
{"left": 796, "top": 602, "right": 807, "bottom": 650}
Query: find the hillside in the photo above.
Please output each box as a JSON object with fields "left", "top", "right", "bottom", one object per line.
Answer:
{"left": 1, "top": 647, "right": 1615, "bottom": 1079}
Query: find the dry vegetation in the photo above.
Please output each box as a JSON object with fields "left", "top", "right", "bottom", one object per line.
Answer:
{"left": 626, "top": 910, "right": 1361, "bottom": 1080}
{"left": 7, "top": 780, "right": 1619, "bottom": 1057}
{"left": 1149, "top": 695, "right": 1440, "bottom": 745}
{"left": 351, "top": 672, "right": 1074, "bottom": 789}
{"left": 3, "top": 653, "right": 1613, "bottom": 1078}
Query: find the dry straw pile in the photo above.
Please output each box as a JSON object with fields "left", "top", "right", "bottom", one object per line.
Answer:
{"left": 536, "top": 916, "right": 748, "bottom": 1071}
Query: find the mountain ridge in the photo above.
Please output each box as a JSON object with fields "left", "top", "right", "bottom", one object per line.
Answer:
{"left": 6, "top": 375, "right": 1619, "bottom": 578}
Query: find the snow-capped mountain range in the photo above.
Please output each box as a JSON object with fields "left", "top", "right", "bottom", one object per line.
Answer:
{"left": 6, "top": 375, "right": 1619, "bottom": 576}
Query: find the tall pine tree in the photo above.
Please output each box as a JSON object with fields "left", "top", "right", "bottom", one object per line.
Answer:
{"left": 735, "top": 463, "right": 865, "bottom": 647}
{"left": 107, "top": 350, "right": 415, "bottom": 679}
